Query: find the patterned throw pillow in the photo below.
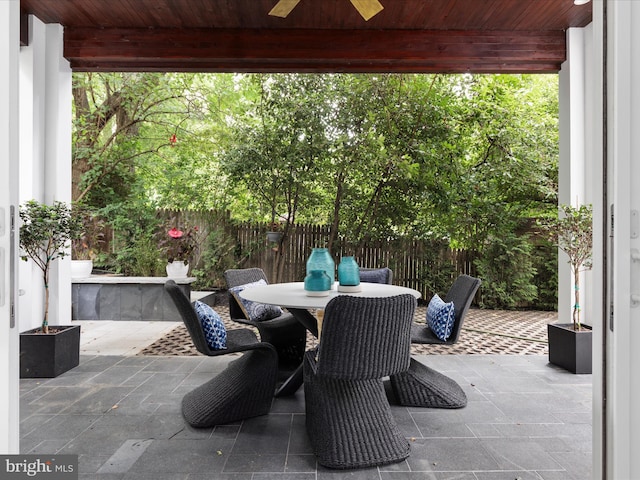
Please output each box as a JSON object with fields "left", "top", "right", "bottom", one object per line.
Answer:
{"left": 426, "top": 293, "right": 456, "bottom": 341}
{"left": 193, "top": 300, "right": 227, "bottom": 350}
{"left": 229, "top": 279, "right": 284, "bottom": 322}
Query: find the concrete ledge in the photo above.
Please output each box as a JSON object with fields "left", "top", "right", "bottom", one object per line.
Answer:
{"left": 72, "top": 276, "right": 196, "bottom": 321}
{"left": 72, "top": 275, "right": 195, "bottom": 284}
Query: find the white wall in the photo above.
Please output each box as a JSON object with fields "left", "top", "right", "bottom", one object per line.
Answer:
{"left": 19, "top": 17, "right": 73, "bottom": 331}
{"left": 0, "top": 0, "right": 21, "bottom": 454}
{"left": 606, "top": 1, "right": 640, "bottom": 478}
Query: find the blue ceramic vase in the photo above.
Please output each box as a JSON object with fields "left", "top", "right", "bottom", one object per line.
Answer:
{"left": 304, "top": 269, "right": 332, "bottom": 296}
{"left": 338, "top": 256, "right": 360, "bottom": 286}
{"left": 306, "top": 248, "right": 335, "bottom": 283}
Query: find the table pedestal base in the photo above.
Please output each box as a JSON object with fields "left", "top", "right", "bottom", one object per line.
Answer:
{"left": 273, "top": 307, "right": 319, "bottom": 396}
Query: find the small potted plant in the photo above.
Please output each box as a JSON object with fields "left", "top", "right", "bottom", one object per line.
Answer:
{"left": 71, "top": 204, "right": 105, "bottom": 278}
{"left": 540, "top": 203, "right": 593, "bottom": 374}
{"left": 159, "top": 224, "right": 199, "bottom": 278}
{"left": 19, "top": 199, "right": 83, "bottom": 377}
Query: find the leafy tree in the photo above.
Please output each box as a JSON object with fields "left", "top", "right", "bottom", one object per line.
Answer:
{"left": 323, "top": 74, "right": 451, "bottom": 249}
{"left": 71, "top": 72, "right": 561, "bottom": 306}
{"left": 437, "top": 74, "right": 559, "bottom": 304}
{"left": 72, "top": 73, "right": 192, "bottom": 206}
{"left": 221, "top": 74, "right": 331, "bottom": 280}
{"left": 442, "top": 74, "right": 558, "bottom": 249}
{"left": 539, "top": 204, "right": 593, "bottom": 328}
{"left": 19, "top": 200, "right": 83, "bottom": 332}
{"left": 72, "top": 72, "right": 233, "bottom": 274}
{"left": 140, "top": 74, "right": 241, "bottom": 210}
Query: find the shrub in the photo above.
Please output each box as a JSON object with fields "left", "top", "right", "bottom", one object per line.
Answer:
{"left": 475, "top": 232, "right": 538, "bottom": 309}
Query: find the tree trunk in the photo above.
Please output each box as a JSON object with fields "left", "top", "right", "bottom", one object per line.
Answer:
{"left": 573, "top": 267, "right": 580, "bottom": 330}
{"left": 43, "top": 272, "right": 49, "bottom": 334}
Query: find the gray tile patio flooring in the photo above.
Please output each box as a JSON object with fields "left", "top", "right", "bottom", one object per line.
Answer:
{"left": 20, "top": 352, "right": 592, "bottom": 479}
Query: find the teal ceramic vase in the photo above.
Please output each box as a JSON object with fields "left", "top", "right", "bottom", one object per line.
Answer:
{"left": 304, "top": 269, "right": 332, "bottom": 296}
{"left": 306, "top": 248, "right": 335, "bottom": 283}
{"left": 337, "top": 256, "right": 362, "bottom": 292}
{"left": 338, "top": 256, "right": 360, "bottom": 286}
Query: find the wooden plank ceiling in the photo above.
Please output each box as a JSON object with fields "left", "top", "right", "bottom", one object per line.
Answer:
{"left": 20, "top": 0, "right": 592, "bottom": 73}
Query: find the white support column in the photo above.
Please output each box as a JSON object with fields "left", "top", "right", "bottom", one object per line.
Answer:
{"left": 0, "top": 0, "right": 21, "bottom": 454}
{"left": 19, "top": 18, "right": 73, "bottom": 330}
{"left": 559, "top": 27, "right": 592, "bottom": 325}
{"left": 561, "top": 20, "right": 604, "bottom": 480}
{"left": 44, "top": 23, "right": 73, "bottom": 327}
{"left": 19, "top": 15, "right": 45, "bottom": 332}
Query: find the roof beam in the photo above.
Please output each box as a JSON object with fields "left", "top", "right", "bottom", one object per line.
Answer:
{"left": 64, "top": 28, "right": 566, "bottom": 73}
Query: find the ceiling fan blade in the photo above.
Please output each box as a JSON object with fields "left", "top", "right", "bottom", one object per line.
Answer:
{"left": 349, "top": 0, "right": 384, "bottom": 21}
{"left": 269, "top": 0, "right": 302, "bottom": 18}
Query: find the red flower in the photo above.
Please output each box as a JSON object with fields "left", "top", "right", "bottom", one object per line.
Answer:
{"left": 161, "top": 225, "right": 199, "bottom": 263}
{"left": 168, "top": 227, "right": 183, "bottom": 239}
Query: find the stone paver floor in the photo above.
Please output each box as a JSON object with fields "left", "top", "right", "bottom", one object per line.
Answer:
{"left": 26, "top": 300, "right": 591, "bottom": 480}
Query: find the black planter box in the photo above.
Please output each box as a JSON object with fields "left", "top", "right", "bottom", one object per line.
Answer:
{"left": 20, "top": 325, "right": 81, "bottom": 378}
{"left": 547, "top": 323, "right": 592, "bottom": 374}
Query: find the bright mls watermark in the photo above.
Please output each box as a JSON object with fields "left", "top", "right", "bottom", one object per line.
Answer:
{"left": 0, "top": 455, "right": 77, "bottom": 479}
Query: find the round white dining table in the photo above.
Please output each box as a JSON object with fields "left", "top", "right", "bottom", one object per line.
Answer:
{"left": 239, "top": 281, "right": 421, "bottom": 309}
{"left": 239, "top": 281, "right": 421, "bottom": 396}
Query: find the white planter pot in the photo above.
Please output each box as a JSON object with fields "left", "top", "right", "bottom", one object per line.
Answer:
{"left": 71, "top": 260, "right": 93, "bottom": 278}
{"left": 166, "top": 261, "right": 189, "bottom": 278}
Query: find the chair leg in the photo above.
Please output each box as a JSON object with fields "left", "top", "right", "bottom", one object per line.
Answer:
{"left": 182, "top": 348, "right": 277, "bottom": 427}
{"left": 390, "top": 358, "right": 467, "bottom": 409}
{"left": 304, "top": 354, "right": 409, "bottom": 469}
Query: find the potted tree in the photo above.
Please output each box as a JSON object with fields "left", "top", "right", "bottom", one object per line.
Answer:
{"left": 541, "top": 203, "right": 593, "bottom": 374}
{"left": 19, "top": 199, "right": 83, "bottom": 377}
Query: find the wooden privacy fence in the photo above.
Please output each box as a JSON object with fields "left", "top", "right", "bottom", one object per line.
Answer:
{"left": 156, "top": 210, "right": 476, "bottom": 301}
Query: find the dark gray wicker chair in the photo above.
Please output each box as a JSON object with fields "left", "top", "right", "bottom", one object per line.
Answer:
{"left": 224, "top": 268, "right": 307, "bottom": 369}
{"left": 358, "top": 267, "right": 393, "bottom": 284}
{"left": 390, "top": 274, "right": 481, "bottom": 409}
{"left": 165, "top": 280, "right": 278, "bottom": 427}
{"left": 410, "top": 274, "right": 481, "bottom": 346}
{"left": 304, "top": 294, "right": 416, "bottom": 469}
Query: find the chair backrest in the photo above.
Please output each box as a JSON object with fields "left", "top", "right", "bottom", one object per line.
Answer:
{"left": 443, "top": 274, "right": 481, "bottom": 343}
{"left": 164, "top": 280, "right": 212, "bottom": 356}
{"left": 358, "top": 267, "right": 393, "bottom": 284}
{"left": 316, "top": 294, "right": 416, "bottom": 380}
{"left": 224, "top": 268, "right": 269, "bottom": 320}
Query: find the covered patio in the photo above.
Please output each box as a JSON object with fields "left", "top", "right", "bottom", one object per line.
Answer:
{"left": 20, "top": 310, "right": 592, "bottom": 479}
{"left": 6, "top": 0, "right": 640, "bottom": 478}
